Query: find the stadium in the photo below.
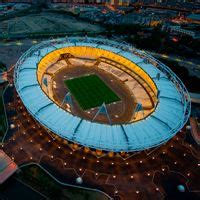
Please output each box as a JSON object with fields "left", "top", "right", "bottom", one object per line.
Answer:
{"left": 14, "top": 37, "right": 191, "bottom": 153}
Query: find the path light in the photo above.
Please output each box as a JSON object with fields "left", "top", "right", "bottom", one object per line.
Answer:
{"left": 186, "top": 125, "right": 191, "bottom": 130}
{"left": 108, "top": 152, "right": 114, "bottom": 157}
{"left": 177, "top": 185, "right": 185, "bottom": 192}
{"left": 10, "top": 124, "right": 15, "bottom": 129}
{"left": 76, "top": 177, "right": 83, "bottom": 184}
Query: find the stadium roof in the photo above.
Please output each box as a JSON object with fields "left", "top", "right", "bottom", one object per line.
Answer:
{"left": 14, "top": 37, "right": 190, "bottom": 152}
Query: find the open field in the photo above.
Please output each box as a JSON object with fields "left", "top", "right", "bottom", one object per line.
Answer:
{"left": 0, "top": 12, "right": 104, "bottom": 38}
{"left": 65, "top": 74, "right": 120, "bottom": 110}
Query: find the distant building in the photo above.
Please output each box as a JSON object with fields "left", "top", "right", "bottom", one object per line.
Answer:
{"left": 186, "top": 14, "right": 200, "bottom": 24}
{"left": 164, "top": 23, "right": 200, "bottom": 39}
{"left": 0, "top": 150, "right": 18, "bottom": 184}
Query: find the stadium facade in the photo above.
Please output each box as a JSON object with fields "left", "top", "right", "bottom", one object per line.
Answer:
{"left": 14, "top": 37, "right": 191, "bottom": 152}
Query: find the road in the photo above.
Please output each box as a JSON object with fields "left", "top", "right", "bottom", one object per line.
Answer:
{"left": 147, "top": 51, "right": 200, "bottom": 78}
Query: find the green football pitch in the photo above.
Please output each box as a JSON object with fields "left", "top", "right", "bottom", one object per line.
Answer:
{"left": 64, "top": 74, "right": 120, "bottom": 110}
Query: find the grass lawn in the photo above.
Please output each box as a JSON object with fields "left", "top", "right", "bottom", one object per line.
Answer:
{"left": 65, "top": 74, "right": 120, "bottom": 110}
{"left": 16, "top": 164, "right": 110, "bottom": 200}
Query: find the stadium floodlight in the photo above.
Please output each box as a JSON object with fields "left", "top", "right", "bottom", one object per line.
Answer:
{"left": 61, "top": 92, "right": 73, "bottom": 109}
{"left": 93, "top": 103, "right": 112, "bottom": 125}
{"left": 133, "top": 103, "right": 144, "bottom": 119}
{"left": 43, "top": 77, "right": 48, "bottom": 87}
{"left": 156, "top": 73, "right": 160, "bottom": 80}
{"left": 42, "top": 77, "right": 49, "bottom": 95}
{"left": 157, "top": 90, "right": 160, "bottom": 98}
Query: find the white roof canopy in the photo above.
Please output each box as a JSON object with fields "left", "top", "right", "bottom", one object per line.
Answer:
{"left": 14, "top": 37, "right": 190, "bottom": 152}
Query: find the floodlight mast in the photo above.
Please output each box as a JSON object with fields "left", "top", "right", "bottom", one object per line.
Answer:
{"left": 93, "top": 103, "right": 112, "bottom": 125}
